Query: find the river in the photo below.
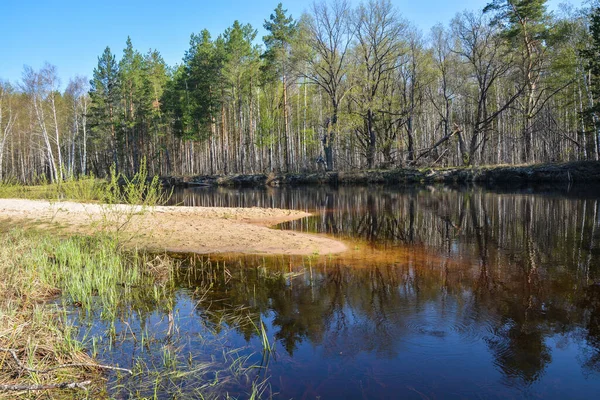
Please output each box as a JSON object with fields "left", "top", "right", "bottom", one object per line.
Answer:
{"left": 77, "top": 183, "right": 600, "bottom": 399}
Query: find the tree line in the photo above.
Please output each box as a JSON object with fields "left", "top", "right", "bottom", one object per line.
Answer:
{"left": 1, "top": 0, "right": 600, "bottom": 182}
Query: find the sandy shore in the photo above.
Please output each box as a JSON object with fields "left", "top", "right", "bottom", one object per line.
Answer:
{"left": 0, "top": 199, "right": 347, "bottom": 255}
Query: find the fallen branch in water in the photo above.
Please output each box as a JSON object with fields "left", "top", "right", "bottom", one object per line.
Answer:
{"left": 0, "top": 380, "right": 92, "bottom": 391}
{"left": 0, "top": 347, "right": 133, "bottom": 375}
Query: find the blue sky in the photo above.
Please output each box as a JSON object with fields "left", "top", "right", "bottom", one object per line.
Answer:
{"left": 0, "top": 0, "right": 585, "bottom": 88}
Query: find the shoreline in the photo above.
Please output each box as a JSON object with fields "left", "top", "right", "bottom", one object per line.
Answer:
{"left": 0, "top": 199, "right": 347, "bottom": 256}
{"left": 163, "top": 160, "right": 600, "bottom": 188}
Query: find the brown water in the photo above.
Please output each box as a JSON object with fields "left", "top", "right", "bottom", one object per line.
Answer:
{"left": 79, "top": 184, "right": 600, "bottom": 398}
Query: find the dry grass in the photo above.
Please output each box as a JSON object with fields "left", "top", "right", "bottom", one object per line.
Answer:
{"left": 0, "top": 229, "right": 180, "bottom": 398}
{"left": 0, "top": 231, "right": 101, "bottom": 398}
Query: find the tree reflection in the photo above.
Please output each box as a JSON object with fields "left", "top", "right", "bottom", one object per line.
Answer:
{"left": 166, "top": 186, "right": 600, "bottom": 388}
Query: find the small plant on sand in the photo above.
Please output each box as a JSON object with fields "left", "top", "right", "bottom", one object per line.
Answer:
{"left": 59, "top": 174, "right": 105, "bottom": 201}
{"left": 95, "top": 159, "right": 171, "bottom": 243}
{"left": 103, "top": 159, "right": 170, "bottom": 207}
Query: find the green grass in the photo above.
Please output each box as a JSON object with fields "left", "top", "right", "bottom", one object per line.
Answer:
{"left": 0, "top": 176, "right": 106, "bottom": 202}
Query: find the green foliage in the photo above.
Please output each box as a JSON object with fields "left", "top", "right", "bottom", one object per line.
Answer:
{"left": 88, "top": 39, "right": 169, "bottom": 176}
{"left": 223, "top": 21, "right": 261, "bottom": 105}
{"left": 262, "top": 3, "right": 297, "bottom": 83}
{"left": 0, "top": 175, "right": 105, "bottom": 201}
{"left": 484, "top": 0, "right": 550, "bottom": 42}
{"left": 89, "top": 46, "right": 120, "bottom": 149}
{"left": 257, "top": 113, "right": 277, "bottom": 147}
{"left": 163, "top": 30, "right": 225, "bottom": 140}
{"left": 0, "top": 161, "right": 170, "bottom": 207}
{"left": 59, "top": 175, "right": 105, "bottom": 201}
{"left": 104, "top": 158, "right": 171, "bottom": 206}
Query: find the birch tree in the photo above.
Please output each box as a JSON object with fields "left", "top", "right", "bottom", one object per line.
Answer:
{"left": 21, "top": 65, "right": 59, "bottom": 182}
{"left": 0, "top": 81, "right": 17, "bottom": 181}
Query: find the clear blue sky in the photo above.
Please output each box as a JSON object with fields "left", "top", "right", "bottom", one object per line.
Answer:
{"left": 0, "top": 0, "right": 584, "bottom": 88}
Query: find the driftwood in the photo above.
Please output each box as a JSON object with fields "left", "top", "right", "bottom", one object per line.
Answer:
{"left": 0, "top": 347, "right": 133, "bottom": 375}
{"left": 0, "top": 381, "right": 91, "bottom": 391}
{"left": 0, "top": 347, "right": 132, "bottom": 391}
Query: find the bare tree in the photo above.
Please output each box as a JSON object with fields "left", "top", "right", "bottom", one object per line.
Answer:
{"left": 418, "top": 24, "right": 461, "bottom": 163}
{"left": 452, "top": 11, "right": 524, "bottom": 165}
{"left": 351, "top": 0, "right": 406, "bottom": 168}
{"left": 400, "top": 27, "right": 428, "bottom": 162}
{"left": 303, "top": 0, "right": 354, "bottom": 170}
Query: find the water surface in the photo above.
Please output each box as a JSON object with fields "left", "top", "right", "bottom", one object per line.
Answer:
{"left": 78, "top": 184, "right": 600, "bottom": 398}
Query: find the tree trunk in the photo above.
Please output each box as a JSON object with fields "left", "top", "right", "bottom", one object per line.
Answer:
{"left": 323, "top": 110, "right": 337, "bottom": 171}
{"left": 282, "top": 74, "right": 290, "bottom": 171}
{"left": 366, "top": 109, "right": 376, "bottom": 169}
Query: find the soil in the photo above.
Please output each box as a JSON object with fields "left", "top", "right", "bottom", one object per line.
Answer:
{"left": 0, "top": 199, "right": 347, "bottom": 256}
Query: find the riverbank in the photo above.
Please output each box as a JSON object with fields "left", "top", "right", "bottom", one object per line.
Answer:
{"left": 164, "top": 160, "right": 600, "bottom": 187}
{"left": 0, "top": 199, "right": 347, "bottom": 256}
{"left": 0, "top": 230, "right": 145, "bottom": 397}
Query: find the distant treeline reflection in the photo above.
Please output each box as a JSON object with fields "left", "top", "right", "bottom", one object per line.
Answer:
{"left": 166, "top": 185, "right": 600, "bottom": 387}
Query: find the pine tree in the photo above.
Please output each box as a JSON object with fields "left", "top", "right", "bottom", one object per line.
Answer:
{"left": 263, "top": 3, "right": 297, "bottom": 171}
{"left": 484, "top": 0, "right": 550, "bottom": 162}
{"left": 119, "top": 37, "right": 150, "bottom": 172}
{"left": 89, "top": 46, "right": 120, "bottom": 172}
{"left": 223, "top": 21, "right": 259, "bottom": 172}
{"left": 143, "top": 49, "right": 168, "bottom": 174}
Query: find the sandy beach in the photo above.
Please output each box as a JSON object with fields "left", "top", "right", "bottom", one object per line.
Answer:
{"left": 0, "top": 199, "right": 347, "bottom": 255}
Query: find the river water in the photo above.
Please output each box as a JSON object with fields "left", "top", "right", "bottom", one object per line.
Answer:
{"left": 81, "top": 184, "right": 600, "bottom": 398}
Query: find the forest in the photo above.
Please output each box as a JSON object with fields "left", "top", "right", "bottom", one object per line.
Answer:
{"left": 1, "top": 0, "right": 600, "bottom": 182}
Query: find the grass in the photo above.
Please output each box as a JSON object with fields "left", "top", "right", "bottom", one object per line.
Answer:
{"left": 0, "top": 164, "right": 175, "bottom": 398}
{"left": 0, "top": 159, "right": 171, "bottom": 206}
{"left": 0, "top": 230, "right": 101, "bottom": 397}
{"left": 0, "top": 228, "right": 180, "bottom": 398}
{"left": 0, "top": 232, "right": 273, "bottom": 398}
{"left": 0, "top": 175, "right": 105, "bottom": 202}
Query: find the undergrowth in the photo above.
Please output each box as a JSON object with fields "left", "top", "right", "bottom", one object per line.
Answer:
{"left": 0, "top": 158, "right": 171, "bottom": 206}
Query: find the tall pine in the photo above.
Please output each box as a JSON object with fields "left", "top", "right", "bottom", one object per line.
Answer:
{"left": 484, "top": 0, "right": 550, "bottom": 162}
{"left": 89, "top": 46, "right": 120, "bottom": 172}
{"left": 263, "top": 3, "right": 297, "bottom": 171}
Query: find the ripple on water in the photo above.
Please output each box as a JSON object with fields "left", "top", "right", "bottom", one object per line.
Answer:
{"left": 393, "top": 302, "right": 502, "bottom": 358}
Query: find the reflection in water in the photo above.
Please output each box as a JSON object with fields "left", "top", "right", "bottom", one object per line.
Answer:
{"left": 83, "top": 185, "right": 600, "bottom": 398}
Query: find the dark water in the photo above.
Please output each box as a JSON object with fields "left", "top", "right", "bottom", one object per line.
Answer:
{"left": 81, "top": 184, "right": 600, "bottom": 398}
